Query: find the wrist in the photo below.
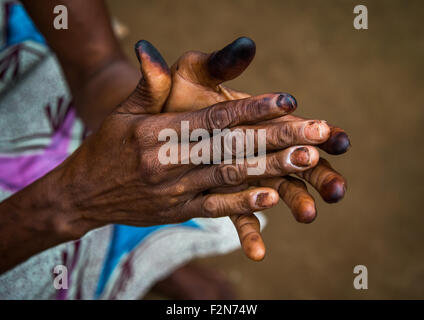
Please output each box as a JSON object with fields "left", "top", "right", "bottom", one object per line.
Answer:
{"left": 7, "top": 163, "right": 98, "bottom": 242}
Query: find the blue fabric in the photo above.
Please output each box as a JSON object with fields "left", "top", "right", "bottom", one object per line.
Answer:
{"left": 95, "top": 221, "right": 200, "bottom": 298}
{"left": 5, "top": 3, "right": 46, "bottom": 47}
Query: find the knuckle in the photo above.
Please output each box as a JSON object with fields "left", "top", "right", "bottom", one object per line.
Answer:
{"left": 140, "top": 156, "right": 164, "bottom": 184}
{"left": 269, "top": 153, "right": 285, "bottom": 175}
{"left": 133, "top": 118, "right": 157, "bottom": 147}
{"left": 223, "top": 129, "right": 246, "bottom": 157}
{"left": 277, "top": 123, "right": 296, "bottom": 145}
{"left": 169, "top": 184, "right": 186, "bottom": 197}
{"left": 205, "top": 105, "right": 233, "bottom": 130}
{"left": 202, "top": 196, "right": 220, "bottom": 218}
{"left": 217, "top": 164, "right": 246, "bottom": 185}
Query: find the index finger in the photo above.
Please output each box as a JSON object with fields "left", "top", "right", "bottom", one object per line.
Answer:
{"left": 265, "top": 114, "right": 351, "bottom": 155}
{"left": 169, "top": 93, "right": 297, "bottom": 136}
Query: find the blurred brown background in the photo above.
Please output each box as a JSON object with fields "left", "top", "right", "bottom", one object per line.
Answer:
{"left": 107, "top": 0, "right": 424, "bottom": 299}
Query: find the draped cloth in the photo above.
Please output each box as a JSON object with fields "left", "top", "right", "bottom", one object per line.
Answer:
{"left": 0, "top": 0, "right": 265, "bottom": 299}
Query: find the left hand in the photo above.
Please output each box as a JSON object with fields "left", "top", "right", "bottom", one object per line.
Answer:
{"left": 161, "top": 37, "right": 350, "bottom": 261}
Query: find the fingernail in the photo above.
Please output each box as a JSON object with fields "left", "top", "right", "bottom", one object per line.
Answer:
{"left": 290, "top": 147, "right": 311, "bottom": 167}
{"left": 276, "top": 93, "right": 297, "bottom": 112}
{"left": 304, "top": 120, "right": 328, "bottom": 142}
{"left": 134, "top": 40, "right": 168, "bottom": 70}
{"left": 255, "top": 192, "right": 272, "bottom": 208}
{"left": 326, "top": 131, "right": 351, "bottom": 155}
{"left": 207, "top": 37, "right": 256, "bottom": 80}
{"left": 320, "top": 177, "right": 347, "bottom": 203}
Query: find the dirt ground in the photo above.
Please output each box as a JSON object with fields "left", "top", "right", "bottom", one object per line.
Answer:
{"left": 106, "top": 0, "right": 424, "bottom": 299}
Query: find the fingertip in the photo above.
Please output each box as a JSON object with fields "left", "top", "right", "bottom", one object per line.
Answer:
{"left": 324, "top": 131, "right": 351, "bottom": 155}
{"left": 320, "top": 177, "right": 347, "bottom": 203}
{"left": 251, "top": 189, "right": 279, "bottom": 209}
{"left": 307, "top": 146, "right": 320, "bottom": 167}
{"left": 134, "top": 40, "right": 169, "bottom": 72}
{"left": 207, "top": 36, "right": 256, "bottom": 81}
{"left": 243, "top": 235, "right": 266, "bottom": 261}
{"left": 289, "top": 146, "right": 319, "bottom": 168}
{"left": 263, "top": 188, "right": 280, "bottom": 206}
{"left": 250, "top": 246, "right": 266, "bottom": 262}
{"left": 224, "top": 36, "right": 256, "bottom": 59}
{"left": 276, "top": 93, "right": 297, "bottom": 113}
{"left": 295, "top": 201, "right": 317, "bottom": 224}
{"left": 304, "top": 120, "right": 331, "bottom": 143}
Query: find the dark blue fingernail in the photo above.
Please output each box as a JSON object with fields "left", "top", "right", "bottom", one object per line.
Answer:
{"left": 326, "top": 131, "right": 351, "bottom": 155}
{"left": 276, "top": 93, "right": 297, "bottom": 112}
{"left": 134, "top": 40, "right": 168, "bottom": 70}
{"left": 207, "top": 36, "right": 256, "bottom": 80}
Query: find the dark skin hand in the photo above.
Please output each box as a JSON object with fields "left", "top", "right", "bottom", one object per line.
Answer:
{"left": 0, "top": 1, "right": 348, "bottom": 274}
{"left": 0, "top": 40, "right": 325, "bottom": 274}
{"left": 162, "top": 37, "right": 350, "bottom": 260}
{"left": 22, "top": 0, "right": 344, "bottom": 263}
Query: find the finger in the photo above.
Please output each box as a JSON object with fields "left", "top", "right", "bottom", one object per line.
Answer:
{"left": 182, "top": 145, "right": 320, "bottom": 192}
{"left": 122, "top": 40, "right": 171, "bottom": 114}
{"left": 296, "top": 158, "right": 347, "bottom": 203}
{"left": 206, "top": 36, "right": 256, "bottom": 85}
{"left": 260, "top": 176, "right": 317, "bottom": 223}
{"left": 318, "top": 126, "right": 351, "bottom": 155}
{"left": 169, "top": 93, "right": 297, "bottom": 136}
{"left": 230, "top": 213, "right": 266, "bottom": 261}
{"left": 181, "top": 187, "right": 279, "bottom": 219}
{"left": 269, "top": 115, "right": 351, "bottom": 155}
{"left": 163, "top": 38, "right": 256, "bottom": 112}
{"left": 182, "top": 119, "right": 329, "bottom": 166}
{"left": 172, "top": 37, "right": 256, "bottom": 89}
{"left": 208, "top": 185, "right": 265, "bottom": 261}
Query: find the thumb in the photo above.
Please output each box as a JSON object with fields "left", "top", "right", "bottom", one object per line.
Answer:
{"left": 173, "top": 36, "right": 256, "bottom": 88}
{"left": 122, "top": 40, "right": 171, "bottom": 114}
{"left": 207, "top": 36, "right": 256, "bottom": 85}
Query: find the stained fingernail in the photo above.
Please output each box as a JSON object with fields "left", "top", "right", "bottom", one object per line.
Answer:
{"left": 320, "top": 177, "right": 347, "bottom": 203}
{"left": 304, "top": 120, "right": 329, "bottom": 142}
{"left": 290, "top": 147, "right": 311, "bottom": 167}
{"left": 276, "top": 93, "right": 297, "bottom": 112}
{"left": 255, "top": 192, "right": 273, "bottom": 208}
{"left": 325, "top": 131, "right": 351, "bottom": 155}
{"left": 207, "top": 37, "right": 256, "bottom": 80}
{"left": 134, "top": 40, "right": 168, "bottom": 70}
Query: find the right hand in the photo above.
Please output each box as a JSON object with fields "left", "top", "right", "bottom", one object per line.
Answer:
{"left": 52, "top": 41, "right": 322, "bottom": 239}
{"left": 162, "top": 37, "right": 350, "bottom": 260}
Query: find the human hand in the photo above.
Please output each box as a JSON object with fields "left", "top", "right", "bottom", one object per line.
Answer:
{"left": 162, "top": 37, "right": 349, "bottom": 261}
{"left": 54, "top": 41, "right": 323, "bottom": 240}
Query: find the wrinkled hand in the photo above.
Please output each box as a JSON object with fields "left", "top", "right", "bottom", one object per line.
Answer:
{"left": 56, "top": 41, "right": 323, "bottom": 239}
{"left": 162, "top": 37, "right": 350, "bottom": 261}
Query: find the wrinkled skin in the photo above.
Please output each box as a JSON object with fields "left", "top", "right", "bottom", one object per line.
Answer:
{"left": 55, "top": 40, "right": 326, "bottom": 242}
{"left": 0, "top": 37, "right": 349, "bottom": 275}
{"left": 161, "top": 37, "right": 350, "bottom": 261}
